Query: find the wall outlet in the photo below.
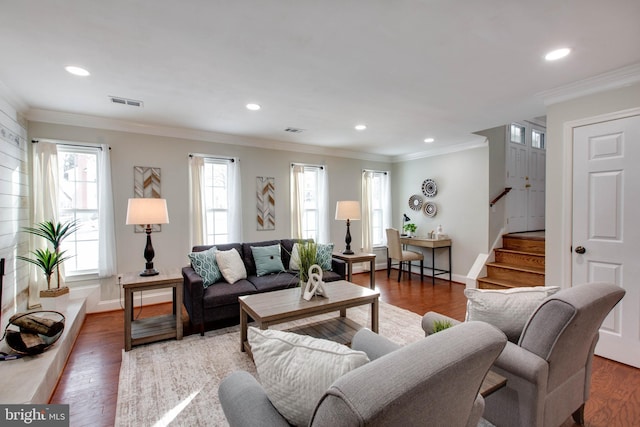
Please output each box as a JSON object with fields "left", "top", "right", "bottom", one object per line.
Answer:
{"left": 117, "top": 274, "right": 123, "bottom": 283}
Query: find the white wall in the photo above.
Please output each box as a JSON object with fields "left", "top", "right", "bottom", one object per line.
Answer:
{"left": 392, "top": 145, "right": 489, "bottom": 281}
{"left": 545, "top": 82, "right": 640, "bottom": 287}
{"left": 476, "top": 126, "right": 507, "bottom": 248}
{"left": 27, "top": 121, "right": 391, "bottom": 307}
{"left": 0, "top": 94, "right": 29, "bottom": 323}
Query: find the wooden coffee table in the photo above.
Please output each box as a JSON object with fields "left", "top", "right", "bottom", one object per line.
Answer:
{"left": 239, "top": 280, "right": 379, "bottom": 353}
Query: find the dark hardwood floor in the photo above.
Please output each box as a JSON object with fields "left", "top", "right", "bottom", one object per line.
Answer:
{"left": 50, "top": 270, "right": 640, "bottom": 426}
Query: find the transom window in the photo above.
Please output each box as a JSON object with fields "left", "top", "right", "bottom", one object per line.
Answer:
{"left": 532, "top": 129, "right": 545, "bottom": 149}
{"left": 510, "top": 123, "right": 526, "bottom": 145}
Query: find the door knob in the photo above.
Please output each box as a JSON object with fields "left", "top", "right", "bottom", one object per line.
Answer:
{"left": 575, "top": 246, "right": 586, "bottom": 254}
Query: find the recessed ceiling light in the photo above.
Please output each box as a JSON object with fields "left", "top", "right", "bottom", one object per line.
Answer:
{"left": 544, "top": 48, "right": 571, "bottom": 61}
{"left": 355, "top": 124, "right": 367, "bottom": 131}
{"left": 65, "top": 65, "right": 90, "bottom": 76}
{"left": 424, "top": 138, "right": 435, "bottom": 143}
{"left": 246, "top": 103, "right": 261, "bottom": 111}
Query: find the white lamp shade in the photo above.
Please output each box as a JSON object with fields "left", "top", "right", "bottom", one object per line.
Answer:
{"left": 126, "top": 198, "right": 170, "bottom": 225}
{"left": 335, "top": 201, "right": 361, "bottom": 221}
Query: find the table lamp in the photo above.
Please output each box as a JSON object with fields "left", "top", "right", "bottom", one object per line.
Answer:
{"left": 335, "top": 201, "right": 361, "bottom": 255}
{"left": 126, "top": 198, "right": 169, "bottom": 276}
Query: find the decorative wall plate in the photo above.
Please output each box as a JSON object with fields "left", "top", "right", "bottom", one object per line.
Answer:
{"left": 408, "top": 194, "right": 423, "bottom": 211}
{"left": 423, "top": 202, "right": 437, "bottom": 217}
{"left": 422, "top": 179, "right": 437, "bottom": 197}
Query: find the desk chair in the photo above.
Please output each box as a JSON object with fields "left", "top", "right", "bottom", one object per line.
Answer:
{"left": 386, "top": 228, "right": 423, "bottom": 282}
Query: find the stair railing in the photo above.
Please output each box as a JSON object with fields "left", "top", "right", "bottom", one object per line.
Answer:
{"left": 490, "top": 187, "right": 512, "bottom": 207}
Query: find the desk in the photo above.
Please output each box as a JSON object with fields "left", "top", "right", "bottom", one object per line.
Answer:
{"left": 122, "top": 269, "right": 183, "bottom": 351}
{"left": 400, "top": 237, "right": 452, "bottom": 285}
{"left": 332, "top": 252, "right": 376, "bottom": 289}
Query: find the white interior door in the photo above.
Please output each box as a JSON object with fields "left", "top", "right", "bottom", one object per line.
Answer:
{"left": 506, "top": 140, "right": 528, "bottom": 232}
{"left": 572, "top": 114, "right": 640, "bottom": 368}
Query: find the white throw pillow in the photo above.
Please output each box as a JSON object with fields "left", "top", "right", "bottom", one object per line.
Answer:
{"left": 215, "top": 248, "right": 247, "bottom": 284}
{"left": 464, "top": 286, "right": 560, "bottom": 342}
{"left": 248, "top": 327, "right": 369, "bottom": 426}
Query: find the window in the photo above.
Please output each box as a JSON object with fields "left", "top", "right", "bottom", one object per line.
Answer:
{"left": 531, "top": 129, "right": 545, "bottom": 149}
{"left": 362, "top": 170, "right": 391, "bottom": 251}
{"left": 510, "top": 123, "right": 526, "bottom": 144}
{"left": 189, "top": 155, "right": 241, "bottom": 246}
{"left": 57, "top": 146, "right": 100, "bottom": 275}
{"left": 203, "top": 159, "right": 230, "bottom": 244}
{"left": 291, "top": 164, "right": 328, "bottom": 242}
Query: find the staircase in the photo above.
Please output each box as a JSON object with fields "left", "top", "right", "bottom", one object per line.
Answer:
{"left": 478, "top": 232, "right": 545, "bottom": 289}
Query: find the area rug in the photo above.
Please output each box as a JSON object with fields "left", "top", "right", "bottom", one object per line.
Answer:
{"left": 115, "top": 302, "right": 424, "bottom": 426}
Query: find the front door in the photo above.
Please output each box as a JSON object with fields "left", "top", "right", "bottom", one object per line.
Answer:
{"left": 572, "top": 114, "right": 640, "bottom": 368}
{"left": 506, "top": 123, "right": 546, "bottom": 232}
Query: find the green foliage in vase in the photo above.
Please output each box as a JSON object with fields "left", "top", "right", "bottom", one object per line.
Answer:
{"left": 295, "top": 240, "right": 317, "bottom": 284}
{"left": 433, "top": 319, "right": 453, "bottom": 333}
{"left": 403, "top": 223, "right": 417, "bottom": 233}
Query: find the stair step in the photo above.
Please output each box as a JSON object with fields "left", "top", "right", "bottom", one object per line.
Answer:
{"left": 495, "top": 249, "right": 545, "bottom": 269}
{"left": 486, "top": 262, "right": 545, "bottom": 287}
{"left": 502, "top": 235, "right": 545, "bottom": 254}
{"left": 477, "top": 277, "right": 545, "bottom": 290}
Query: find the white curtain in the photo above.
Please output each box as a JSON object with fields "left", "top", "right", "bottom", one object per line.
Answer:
{"left": 361, "top": 171, "right": 374, "bottom": 253}
{"left": 381, "top": 172, "right": 392, "bottom": 246}
{"left": 29, "top": 141, "right": 59, "bottom": 308}
{"left": 188, "top": 156, "right": 205, "bottom": 247}
{"left": 228, "top": 158, "right": 242, "bottom": 242}
{"left": 317, "top": 166, "right": 329, "bottom": 243}
{"left": 290, "top": 164, "right": 305, "bottom": 239}
{"left": 98, "top": 144, "right": 117, "bottom": 277}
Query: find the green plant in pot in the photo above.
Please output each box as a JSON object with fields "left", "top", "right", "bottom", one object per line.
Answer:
{"left": 295, "top": 240, "right": 318, "bottom": 285}
{"left": 403, "top": 223, "right": 417, "bottom": 236}
{"left": 18, "top": 219, "right": 78, "bottom": 297}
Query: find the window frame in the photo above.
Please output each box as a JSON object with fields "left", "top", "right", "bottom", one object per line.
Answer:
{"left": 57, "top": 144, "right": 101, "bottom": 277}
{"left": 202, "top": 157, "right": 232, "bottom": 245}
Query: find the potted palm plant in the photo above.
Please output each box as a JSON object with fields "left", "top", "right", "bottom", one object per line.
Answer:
{"left": 18, "top": 219, "right": 78, "bottom": 297}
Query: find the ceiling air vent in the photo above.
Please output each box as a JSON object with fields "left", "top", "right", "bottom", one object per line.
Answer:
{"left": 109, "top": 96, "right": 144, "bottom": 108}
{"left": 284, "top": 127, "right": 304, "bottom": 133}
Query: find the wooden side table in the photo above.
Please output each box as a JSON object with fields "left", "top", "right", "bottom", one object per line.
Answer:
{"left": 332, "top": 252, "right": 376, "bottom": 289}
{"left": 122, "top": 268, "right": 183, "bottom": 351}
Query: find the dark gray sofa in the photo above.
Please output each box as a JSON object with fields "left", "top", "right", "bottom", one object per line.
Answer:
{"left": 183, "top": 239, "right": 346, "bottom": 335}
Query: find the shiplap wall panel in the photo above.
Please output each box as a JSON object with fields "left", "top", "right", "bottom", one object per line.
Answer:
{"left": 0, "top": 106, "right": 29, "bottom": 323}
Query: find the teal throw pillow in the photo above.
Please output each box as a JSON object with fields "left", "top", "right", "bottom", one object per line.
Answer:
{"left": 252, "top": 244, "right": 286, "bottom": 277}
{"left": 316, "top": 243, "right": 334, "bottom": 271}
{"left": 188, "top": 246, "right": 221, "bottom": 288}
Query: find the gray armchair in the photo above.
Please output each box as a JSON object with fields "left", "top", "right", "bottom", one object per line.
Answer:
{"left": 219, "top": 321, "right": 507, "bottom": 427}
{"left": 421, "top": 282, "right": 625, "bottom": 427}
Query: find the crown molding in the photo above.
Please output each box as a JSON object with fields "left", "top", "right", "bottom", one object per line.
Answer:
{"left": 26, "top": 108, "right": 392, "bottom": 163}
{"left": 391, "top": 137, "right": 488, "bottom": 163}
{"left": 537, "top": 62, "right": 640, "bottom": 106}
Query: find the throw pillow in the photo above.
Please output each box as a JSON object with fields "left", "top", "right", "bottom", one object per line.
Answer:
{"left": 251, "top": 244, "right": 286, "bottom": 276}
{"left": 316, "top": 243, "right": 334, "bottom": 271}
{"left": 215, "top": 248, "right": 247, "bottom": 284}
{"left": 187, "top": 246, "right": 220, "bottom": 288}
{"left": 248, "top": 327, "right": 369, "bottom": 426}
{"left": 289, "top": 243, "right": 301, "bottom": 271}
{"left": 464, "top": 286, "right": 560, "bottom": 342}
